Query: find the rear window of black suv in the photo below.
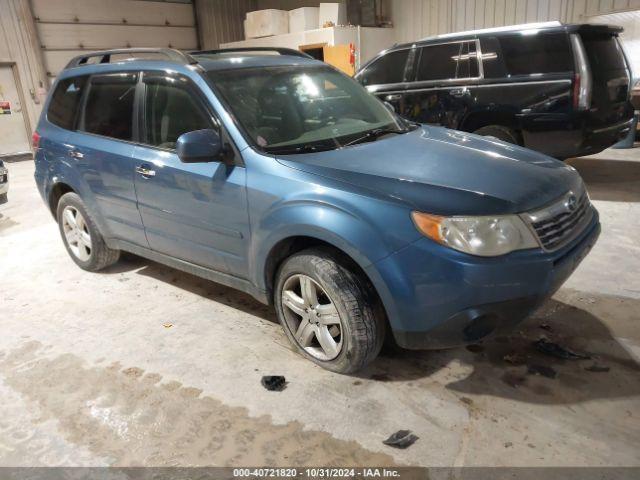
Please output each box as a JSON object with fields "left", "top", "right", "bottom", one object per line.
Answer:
{"left": 482, "top": 32, "right": 573, "bottom": 78}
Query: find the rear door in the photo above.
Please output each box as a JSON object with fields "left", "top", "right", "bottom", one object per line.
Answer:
{"left": 403, "top": 40, "right": 480, "bottom": 127}
{"left": 580, "top": 31, "right": 633, "bottom": 129}
{"left": 132, "top": 71, "right": 250, "bottom": 276}
{"left": 66, "top": 72, "right": 148, "bottom": 247}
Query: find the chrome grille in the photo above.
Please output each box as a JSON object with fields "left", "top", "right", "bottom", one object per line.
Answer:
{"left": 523, "top": 189, "right": 593, "bottom": 251}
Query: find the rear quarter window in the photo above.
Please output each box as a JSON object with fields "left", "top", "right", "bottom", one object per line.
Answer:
{"left": 47, "top": 76, "right": 88, "bottom": 130}
{"left": 582, "top": 34, "right": 626, "bottom": 71}
{"left": 359, "top": 49, "right": 410, "bottom": 86}
{"left": 490, "top": 33, "right": 573, "bottom": 77}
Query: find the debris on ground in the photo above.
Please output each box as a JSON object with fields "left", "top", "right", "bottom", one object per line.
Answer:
{"left": 533, "top": 338, "right": 590, "bottom": 360}
{"left": 585, "top": 363, "right": 610, "bottom": 373}
{"left": 162, "top": 323, "right": 173, "bottom": 329}
{"left": 460, "top": 397, "right": 474, "bottom": 406}
{"left": 503, "top": 352, "right": 527, "bottom": 365}
{"left": 539, "top": 323, "right": 552, "bottom": 331}
{"left": 261, "top": 375, "right": 286, "bottom": 391}
{"left": 504, "top": 442, "right": 513, "bottom": 448}
{"left": 527, "top": 364, "right": 557, "bottom": 379}
{"left": 501, "top": 371, "right": 527, "bottom": 388}
{"left": 382, "top": 430, "right": 419, "bottom": 449}
{"left": 466, "top": 344, "right": 484, "bottom": 353}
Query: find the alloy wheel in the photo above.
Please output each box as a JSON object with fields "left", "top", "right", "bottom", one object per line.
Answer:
{"left": 61, "top": 206, "right": 92, "bottom": 262}
{"left": 281, "top": 274, "right": 344, "bottom": 361}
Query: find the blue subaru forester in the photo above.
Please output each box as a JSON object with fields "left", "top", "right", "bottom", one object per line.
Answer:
{"left": 34, "top": 48, "right": 600, "bottom": 373}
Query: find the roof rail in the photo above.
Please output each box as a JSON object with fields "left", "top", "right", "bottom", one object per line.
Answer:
{"left": 64, "top": 48, "right": 197, "bottom": 69}
{"left": 421, "top": 21, "right": 563, "bottom": 41}
{"left": 190, "top": 47, "right": 313, "bottom": 59}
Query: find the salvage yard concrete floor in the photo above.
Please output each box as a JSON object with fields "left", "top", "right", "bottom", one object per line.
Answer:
{"left": 1, "top": 148, "right": 639, "bottom": 467}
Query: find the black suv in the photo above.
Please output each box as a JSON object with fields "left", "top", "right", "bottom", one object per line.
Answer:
{"left": 356, "top": 22, "right": 634, "bottom": 159}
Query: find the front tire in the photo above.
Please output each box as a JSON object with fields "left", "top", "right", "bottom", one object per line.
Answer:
{"left": 474, "top": 125, "right": 521, "bottom": 145}
{"left": 57, "top": 192, "right": 120, "bottom": 271}
{"left": 274, "top": 248, "right": 384, "bottom": 373}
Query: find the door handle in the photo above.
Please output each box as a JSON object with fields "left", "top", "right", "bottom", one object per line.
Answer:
{"left": 69, "top": 150, "right": 84, "bottom": 159}
{"left": 135, "top": 165, "right": 156, "bottom": 177}
{"left": 450, "top": 87, "right": 469, "bottom": 98}
{"left": 385, "top": 94, "right": 402, "bottom": 101}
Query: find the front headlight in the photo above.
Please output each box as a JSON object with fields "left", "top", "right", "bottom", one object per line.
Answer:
{"left": 411, "top": 211, "right": 539, "bottom": 257}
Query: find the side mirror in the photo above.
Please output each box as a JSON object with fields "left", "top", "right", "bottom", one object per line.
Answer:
{"left": 176, "top": 129, "right": 222, "bottom": 163}
{"left": 383, "top": 101, "right": 396, "bottom": 113}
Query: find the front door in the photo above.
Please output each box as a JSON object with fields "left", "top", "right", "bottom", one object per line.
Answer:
{"left": 0, "top": 65, "right": 31, "bottom": 156}
{"left": 133, "top": 72, "right": 250, "bottom": 276}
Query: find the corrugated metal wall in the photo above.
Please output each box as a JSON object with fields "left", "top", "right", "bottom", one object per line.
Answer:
{"left": 195, "top": 0, "right": 257, "bottom": 49}
{"left": 391, "top": 0, "right": 640, "bottom": 43}
{"left": 32, "top": 0, "right": 198, "bottom": 79}
{"left": 0, "top": 0, "right": 48, "bottom": 134}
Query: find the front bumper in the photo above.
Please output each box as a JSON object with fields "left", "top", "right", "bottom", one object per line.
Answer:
{"left": 366, "top": 212, "right": 600, "bottom": 350}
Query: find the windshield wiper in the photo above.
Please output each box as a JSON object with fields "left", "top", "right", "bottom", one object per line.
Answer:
{"left": 264, "top": 142, "right": 339, "bottom": 155}
{"left": 341, "top": 127, "right": 407, "bottom": 147}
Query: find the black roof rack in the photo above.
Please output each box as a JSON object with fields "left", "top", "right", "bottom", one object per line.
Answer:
{"left": 65, "top": 48, "right": 197, "bottom": 69}
{"left": 190, "top": 47, "right": 313, "bottom": 59}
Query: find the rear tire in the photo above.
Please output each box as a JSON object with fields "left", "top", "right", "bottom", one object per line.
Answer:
{"left": 274, "top": 248, "right": 385, "bottom": 374}
{"left": 57, "top": 192, "right": 120, "bottom": 271}
{"left": 474, "top": 125, "right": 521, "bottom": 145}
{"left": 0, "top": 193, "right": 7, "bottom": 204}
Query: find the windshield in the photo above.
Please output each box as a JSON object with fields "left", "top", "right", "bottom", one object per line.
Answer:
{"left": 207, "top": 65, "right": 409, "bottom": 153}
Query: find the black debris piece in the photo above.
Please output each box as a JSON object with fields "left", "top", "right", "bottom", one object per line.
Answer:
{"left": 533, "top": 338, "right": 590, "bottom": 360}
{"left": 383, "top": 430, "right": 419, "bottom": 449}
{"left": 466, "top": 344, "right": 484, "bottom": 353}
{"left": 503, "top": 352, "right": 527, "bottom": 365}
{"left": 261, "top": 375, "right": 286, "bottom": 391}
{"left": 585, "top": 363, "right": 610, "bottom": 373}
{"left": 527, "top": 364, "right": 557, "bottom": 379}
{"left": 539, "top": 323, "right": 552, "bottom": 331}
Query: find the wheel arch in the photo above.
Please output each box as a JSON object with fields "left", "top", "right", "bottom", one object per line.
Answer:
{"left": 48, "top": 181, "right": 76, "bottom": 219}
{"left": 459, "top": 110, "right": 523, "bottom": 142}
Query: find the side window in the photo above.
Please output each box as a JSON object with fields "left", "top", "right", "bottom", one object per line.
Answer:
{"left": 359, "top": 49, "right": 410, "bottom": 86}
{"left": 479, "top": 37, "right": 507, "bottom": 78}
{"left": 497, "top": 33, "right": 573, "bottom": 76}
{"left": 416, "top": 43, "right": 462, "bottom": 82}
{"left": 455, "top": 41, "right": 479, "bottom": 79}
{"left": 80, "top": 73, "right": 137, "bottom": 141}
{"left": 142, "top": 74, "right": 213, "bottom": 150}
{"left": 47, "top": 76, "right": 88, "bottom": 130}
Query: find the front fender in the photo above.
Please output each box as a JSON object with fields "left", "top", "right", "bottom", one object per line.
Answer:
{"left": 249, "top": 198, "right": 416, "bottom": 293}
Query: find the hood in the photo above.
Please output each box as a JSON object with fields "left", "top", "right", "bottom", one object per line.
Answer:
{"left": 277, "top": 126, "right": 582, "bottom": 216}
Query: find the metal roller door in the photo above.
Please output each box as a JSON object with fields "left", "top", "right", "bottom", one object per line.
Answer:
{"left": 31, "top": 0, "right": 198, "bottom": 82}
